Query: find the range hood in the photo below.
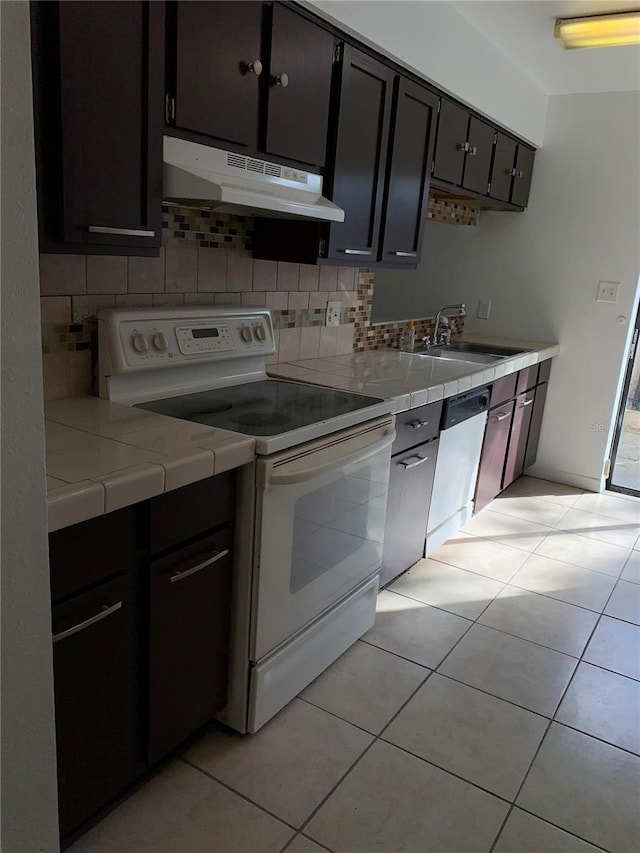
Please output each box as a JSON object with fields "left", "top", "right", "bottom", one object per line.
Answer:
{"left": 163, "top": 137, "right": 345, "bottom": 223}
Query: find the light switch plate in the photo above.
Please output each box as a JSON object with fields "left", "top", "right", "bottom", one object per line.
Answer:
{"left": 326, "top": 301, "right": 341, "bottom": 327}
{"left": 596, "top": 281, "right": 620, "bottom": 303}
{"left": 477, "top": 300, "right": 491, "bottom": 320}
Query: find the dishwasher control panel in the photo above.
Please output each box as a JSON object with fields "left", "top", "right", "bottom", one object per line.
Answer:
{"left": 441, "top": 386, "right": 491, "bottom": 429}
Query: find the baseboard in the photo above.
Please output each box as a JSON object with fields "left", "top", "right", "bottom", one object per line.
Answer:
{"left": 525, "top": 464, "right": 603, "bottom": 493}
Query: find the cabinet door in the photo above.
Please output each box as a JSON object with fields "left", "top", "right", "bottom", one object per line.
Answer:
{"left": 432, "top": 99, "right": 469, "bottom": 185}
{"left": 503, "top": 390, "right": 535, "bottom": 488}
{"left": 326, "top": 46, "right": 395, "bottom": 263}
{"left": 148, "top": 529, "right": 232, "bottom": 763}
{"left": 381, "top": 439, "right": 439, "bottom": 587}
{"left": 475, "top": 402, "right": 515, "bottom": 512}
{"left": 461, "top": 117, "right": 494, "bottom": 195}
{"left": 511, "top": 145, "right": 535, "bottom": 207}
{"left": 380, "top": 79, "right": 439, "bottom": 266}
{"left": 53, "top": 574, "right": 139, "bottom": 837}
{"left": 265, "top": 5, "right": 334, "bottom": 166}
{"left": 57, "top": 1, "right": 162, "bottom": 249}
{"left": 490, "top": 132, "right": 517, "bottom": 202}
{"left": 523, "top": 382, "right": 548, "bottom": 471}
{"left": 174, "top": 1, "right": 262, "bottom": 148}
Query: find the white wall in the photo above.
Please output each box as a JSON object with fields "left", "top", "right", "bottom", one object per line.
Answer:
{"left": 307, "top": 0, "right": 547, "bottom": 145}
{"left": 0, "top": 3, "right": 60, "bottom": 850}
{"left": 380, "top": 91, "right": 640, "bottom": 490}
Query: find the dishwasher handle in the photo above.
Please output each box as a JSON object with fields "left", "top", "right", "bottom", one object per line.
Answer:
{"left": 399, "top": 454, "right": 430, "bottom": 469}
{"left": 267, "top": 433, "right": 394, "bottom": 486}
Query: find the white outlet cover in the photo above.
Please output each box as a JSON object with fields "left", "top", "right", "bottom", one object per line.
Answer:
{"left": 477, "top": 300, "right": 491, "bottom": 320}
{"left": 326, "top": 301, "right": 341, "bottom": 327}
{"left": 596, "top": 281, "right": 620, "bottom": 303}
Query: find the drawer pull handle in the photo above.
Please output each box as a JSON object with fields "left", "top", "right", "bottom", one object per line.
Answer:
{"left": 410, "top": 419, "right": 430, "bottom": 429}
{"left": 169, "top": 549, "right": 229, "bottom": 584}
{"left": 400, "top": 454, "right": 430, "bottom": 469}
{"left": 494, "top": 412, "right": 511, "bottom": 421}
{"left": 520, "top": 399, "right": 534, "bottom": 408}
{"left": 390, "top": 251, "right": 418, "bottom": 258}
{"left": 53, "top": 601, "right": 122, "bottom": 643}
{"left": 339, "top": 248, "right": 372, "bottom": 256}
{"left": 89, "top": 225, "right": 155, "bottom": 238}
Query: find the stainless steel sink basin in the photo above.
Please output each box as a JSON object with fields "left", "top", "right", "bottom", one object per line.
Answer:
{"left": 416, "top": 342, "right": 531, "bottom": 364}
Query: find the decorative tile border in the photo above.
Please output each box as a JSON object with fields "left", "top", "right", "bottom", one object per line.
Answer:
{"left": 427, "top": 196, "right": 479, "bottom": 226}
{"left": 271, "top": 306, "right": 356, "bottom": 330}
{"left": 42, "top": 321, "right": 96, "bottom": 354}
{"left": 162, "top": 206, "right": 253, "bottom": 249}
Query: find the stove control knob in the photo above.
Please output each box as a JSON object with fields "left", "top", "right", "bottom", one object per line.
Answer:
{"left": 254, "top": 324, "right": 266, "bottom": 341}
{"left": 241, "top": 326, "right": 253, "bottom": 343}
{"left": 131, "top": 333, "right": 149, "bottom": 353}
{"left": 152, "top": 332, "right": 168, "bottom": 352}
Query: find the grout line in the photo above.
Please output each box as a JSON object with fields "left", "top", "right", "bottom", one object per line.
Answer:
{"left": 180, "top": 756, "right": 299, "bottom": 832}
{"left": 551, "top": 719, "right": 640, "bottom": 760}
{"left": 513, "top": 807, "right": 612, "bottom": 852}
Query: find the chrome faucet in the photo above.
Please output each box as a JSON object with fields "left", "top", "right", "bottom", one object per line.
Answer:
{"left": 431, "top": 303, "right": 466, "bottom": 347}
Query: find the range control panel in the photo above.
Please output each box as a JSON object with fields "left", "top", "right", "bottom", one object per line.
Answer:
{"left": 99, "top": 308, "right": 276, "bottom": 373}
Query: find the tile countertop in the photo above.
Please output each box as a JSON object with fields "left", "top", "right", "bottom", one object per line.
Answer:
{"left": 44, "top": 396, "right": 255, "bottom": 533}
{"left": 268, "top": 334, "right": 561, "bottom": 413}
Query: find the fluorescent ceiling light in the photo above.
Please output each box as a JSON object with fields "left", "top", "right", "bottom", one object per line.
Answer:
{"left": 555, "top": 10, "right": 640, "bottom": 49}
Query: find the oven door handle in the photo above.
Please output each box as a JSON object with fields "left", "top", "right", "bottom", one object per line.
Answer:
{"left": 267, "top": 434, "right": 395, "bottom": 487}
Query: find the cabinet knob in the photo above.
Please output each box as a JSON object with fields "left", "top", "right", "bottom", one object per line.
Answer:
{"left": 245, "top": 59, "right": 263, "bottom": 76}
{"left": 515, "top": 170, "right": 524, "bottom": 178}
{"left": 457, "top": 141, "right": 469, "bottom": 152}
{"left": 468, "top": 146, "right": 478, "bottom": 156}
{"left": 271, "top": 72, "right": 289, "bottom": 88}
{"left": 506, "top": 168, "right": 517, "bottom": 177}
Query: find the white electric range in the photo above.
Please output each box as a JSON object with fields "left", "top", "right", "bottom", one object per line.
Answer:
{"left": 98, "top": 307, "right": 395, "bottom": 732}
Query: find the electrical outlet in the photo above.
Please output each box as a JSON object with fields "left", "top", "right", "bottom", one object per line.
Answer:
{"left": 326, "top": 301, "right": 341, "bottom": 327}
{"left": 477, "top": 299, "right": 491, "bottom": 320}
{"left": 596, "top": 281, "right": 620, "bottom": 304}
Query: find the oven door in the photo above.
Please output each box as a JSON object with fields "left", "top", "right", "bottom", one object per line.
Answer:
{"left": 252, "top": 417, "right": 394, "bottom": 661}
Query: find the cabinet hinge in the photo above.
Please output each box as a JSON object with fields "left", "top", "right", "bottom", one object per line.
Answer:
{"left": 165, "top": 94, "right": 175, "bottom": 125}
{"left": 487, "top": 182, "right": 491, "bottom": 194}
{"left": 319, "top": 239, "right": 327, "bottom": 257}
{"left": 431, "top": 160, "right": 435, "bottom": 175}
{"left": 333, "top": 43, "right": 342, "bottom": 63}
{"left": 437, "top": 99, "right": 441, "bottom": 114}
{"left": 493, "top": 132, "right": 498, "bottom": 145}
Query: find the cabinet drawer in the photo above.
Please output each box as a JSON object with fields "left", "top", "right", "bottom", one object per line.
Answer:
{"left": 516, "top": 365, "right": 539, "bottom": 394}
{"left": 49, "top": 506, "right": 137, "bottom": 602}
{"left": 148, "top": 527, "right": 232, "bottom": 762}
{"left": 392, "top": 401, "right": 442, "bottom": 453}
{"left": 490, "top": 373, "right": 517, "bottom": 409}
{"left": 52, "top": 573, "right": 139, "bottom": 836}
{"left": 149, "top": 471, "right": 235, "bottom": 556}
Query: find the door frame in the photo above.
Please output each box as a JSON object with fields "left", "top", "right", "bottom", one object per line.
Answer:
{"left": 607, "top": 302, "right": 640, "bottom": 496}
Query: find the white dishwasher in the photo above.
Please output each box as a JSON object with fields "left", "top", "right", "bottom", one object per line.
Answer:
{"left": 425, "top": 386, "right": 490, "bottom": 556}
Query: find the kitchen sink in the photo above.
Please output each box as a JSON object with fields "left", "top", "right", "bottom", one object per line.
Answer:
{"left": 416, "top": 342, "right": 532, "bottom": 364}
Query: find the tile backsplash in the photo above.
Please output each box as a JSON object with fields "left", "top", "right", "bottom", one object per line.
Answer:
{"left": 40, "top": 196, "right": 474, "bottom": 399}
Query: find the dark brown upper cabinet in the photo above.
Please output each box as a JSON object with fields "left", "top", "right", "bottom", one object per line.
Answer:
{"left": 31, "top": 1, "right": 164, "bottom": 254}
{"left": 264, "top": 4, "right": 335, "bottom": 166}
{"left": 461, "top": 117, "right": 495, "bottom": 195}
{"left": 432, "top": 99, "right": 469, "bottom": 185}
{"left": 433, "top": 102, "right": 494, "bottom": 195}
{"left": 171, "top": 1, "right": 334, "bottom": 168}
{"left": 489, "top": 131, "right": 535, "bottom": 207}
{"left": 325, "top": 46, "right": 395, "bottom": 262}
{"left": 379, "top": 79, "right": 439, "bottom": 267}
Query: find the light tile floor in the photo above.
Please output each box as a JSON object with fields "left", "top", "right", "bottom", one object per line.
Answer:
{"left": 71, "top": 477, "right": 640, "bottom": 853}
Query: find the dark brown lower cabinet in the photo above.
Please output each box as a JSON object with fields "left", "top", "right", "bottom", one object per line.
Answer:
{"left": 381, "top": 438, "right": 439, "bottom": 587}
{"left": 503, "top": 389, "right": 536, "bottom": 489}
{"left": 52, "top": 573, "right": 140, "bottom": 838}
{"left": 475, "top": 401, "right": 515, "bottom": 512}
{"left": 523, "top": 382, "right": 548, "bottom": 470}
{"left": 148, "top": 528, "right": 233, "bottom": 763}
